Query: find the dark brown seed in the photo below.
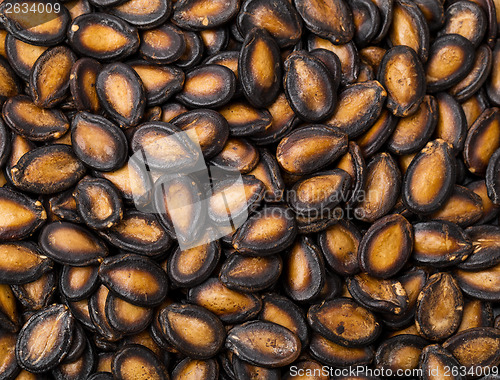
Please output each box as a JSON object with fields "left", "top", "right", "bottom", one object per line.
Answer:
{"left": 419, "top": 344, "right": 463, "bottom": 380}
{"left": 131, "top": 121, "right": 199, "bottom": 171}
{"left": 247, "top": 149, "right": 285, "bottom": 202}
{"left": 283, "top": 50, "right": 337, "bottom": 122}
{"left": 15, "top": 304, "right": 74, "bottom": 373}
{"left": 440, "top": 1, "right": 486, "bottom": 47}
{"left": 159, "top": 303, "right": 224, "bottom": 359}
{"left": 187, "top": 278, "right": 262, "bottom": 323}
{"left": 4, "top": 35, "right": 48, "bottom": 81}
{"left": 172, "top": 0, "right": 239, "bottom": 29}
{"left": 129, "top": 61, "right": 184, "bottom": 107}
{"left": 355, "top": 153, "right": 401, "bottom": 222}
{"left": 139, "top": 24, "right": 185, "bottom": 64}
{"left": 105, "top": 294, "right": 153, "bottom": 335}
{"left": 415, "top": 272, "right": 464, "bottom": 341}
{"left": 311, "top": 335, "right": 374, "bottom": 369}
{"left": 0, "top": 0, "right": 70, "bottom": 46}
{"left": 289, "top": 169, "right": 351, "bottom": 218}
{"left": 177, "top": 64, "right": 235, "bottom": 108}
{"left": 387, "top": 95, "right": 438, "bottom": 155}
{"left": 276, "top": 125, "right": 348, "bottom": 175}
{"left": 52, "top": 338, "right": 95, "bottom": 379}
{"left": 370, "top": 0, "right": 393, "bottom": 42}
{"left": 402, "top": 139, "right": 456, "bottom": 214}
{"left": 11, "top": 144, "right": 86, "bottom": 194}
{"left": 171, "top": 358, "right": 219, "bottom": 380}
{"left": 259, "top": 294, "right": 309, "bottom": 346}
{"left": 389, "top": 0, "right": 430, "bottom": 62}
{"left": 66, "top": 299, "right": 95, "bottom": 333}
{"left": 0, "top": 330, "right": 19, "bottom": 379}
{"left": 211, "top": 138, "right": 259, "bottom": 174}
{"left": 443, "top": 327, "right": 500, "bottom": 376}
{"left": 69, "top": 58, "right": 102, "bottom": 113}
{"left": 356, "top": 109, "right": 398, "bottom": 158}
{"left": 99, "top": 211, "right": 172, "bottom": 257}
{"left": 112, "top": 345, "right": 168, "bottom": 380}
{"left": 65, "top": 0, "right": 93, "bottom": 21}
{"left": 226, "top": 321, "right": 301, "bottom": 367}
{"left": 335, "top": 141, "right": 367, "bottom": 207}
{"left": 109, "top": 0, "right": 171, "bottom": 29}
{"left": 464, "top": 107, "right": 500, "bottom": 175}
{"left": 458, "top": 226, "right": 500, "bottom": 270}
{"left": 0, "top": 56, "right": 20, "bottom": 105}
{"left": 462, "top": 90, "right": 489, "bottom": 127}
{"left": 413, "top": 221, "right": 472, "bottom": 267}
{"left": 325, "top": 81, "right": 387, "bottom": 138}
{"left": 348, "top": 273, "right": 408, "bottom": 315}
{"left": 175, "top": 31, "right": 204, "bottom": 70}
{"left": 425, "top": 34, "right": 475, "bottom": 93}
{"left": 0, "top": 187, "right": 46, "bottom": 241}
{"left": 449, "top": 44, "right": 492, "bottom": 102}
{"left": 413, "top": 0, "right": 444, "bottom": 31}
{"left": 458, "top": 299, "right": 494, "bottom": 332}
{"left": 171, "top": 109, "right": 229, "bottom": 159}
{"left": 29, "top": 46, "right": 76, "bottom": 108}
{"left": 71, "top": 112, "right": 128, "bottom": 172}
{"left": 307, "top": 298, "right": 381, "bottom": 347}
{"left": 74, "top": 177, "right": 123, "bottom": 230}
{"left": 39, "top": 221, "right": 108, "bottom": 266}
{"left": 12, "top": 271, "right": 57, "bottom": 311}
{"left": 237, "top": 0, "right": 302, "bottom": 48}
{"left": 239, "top": 28, "right": 281, "bottom": 108}
{"left": 60, "top": 265, "right": 99, "bottom": 301}
{"left": 433, "top": 92, "right": 467, "bottom": 153}
{"left": 232, "top": 356, "right": 280, "bottom": 380}
{"left": 3, "top": 95, "right": 69, "bottom": 142}
{"left": 99, "top": 254, "right": 168, "bottom": 307}
{"left": 62, "top": 323, "right": 87, "bottom": 363}
{"left": 454, "top": 262, "right": 500, "bottom": 301}
{"left": 232, "top": 206, "right": 297, "bottom": 256}
{"left": 282, "top": 236, "right": 325, "bottom": 303}
{"left": 487, "top": 39, "right": 500, "bottom": 105}
{"left": 219, "top": 101, "right": 272, "bottom": 137}
{"left": 430, "top": 185, "right": 483, "bottom": 227}
{"left": 467, "top": 180, "right": 499, "bottom": 224}
{"left": 68, "top": 13, "right": 139, "bottom": 61}
{"left": 486, "top": 147, "right": 500, "bottom": 204}
{"left": 375, "top": 335, "right": 427, "bottom": 374}
{"left": 96, "top": 63, "right": 146, "bottom": 127}
{"left": 309, "top": 48, "right": 342, "bottom": 89}
{"left": 0, "top": 242, "right": 52, "bottom": 285}
{"left": 351, "top": 0, "right": 381, "bottom": 46}
{"left": 201, "top": 29, "right": 228, "bottom": 56}
{"left": 89, "top": 285, "right": 122, "bottom": 341}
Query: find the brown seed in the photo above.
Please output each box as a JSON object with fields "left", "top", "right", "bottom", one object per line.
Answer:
{"left": 457, "top": 226, "right": 500, "bottom": 270}
{"left": 486, "top": 147, "right": 500, "bottom": 204}
{"left": 0, "top": 330, "right": 19, "bottom": 379}
{"left": 351, "top": 0, "right": 381, "bottom": 46}
{"left": 105, "top": 294, "right": 153, "bottom": 335}
{"left": 0, "top": 284, "right": 19, "bottom": 332}
{"left": 112, "top": 345, "right": 168, "bottom": 380}
{"left": 219, "top": 101, "right": 272, "bottom": 137}
{"left": 11, "top": 271, "right": 57, "bottom": 312}
{"left": 139, "top": 24, "right": 185, "bottom": 64}
{"left": 69, "top": 58, "right": 102, "bottom": 113}
{"left": 457, "top": 299, "right": 493, "bottom": 332}
{"left": 171, "top": 358, "right": 219, "bottom": 380}
{"left": 0, "top": 242, "right": 52, "bottom": 285}
{"left": 375, "top": 335, "right": 427, "bottom": 374}
{"left": 378, "top": 45, "right": 426, "bottom": 117}
{"left": 432, "top": 92, "right": 468, "bottom": 153}
{"left": 60, "top": 265, "right": 99, "bottom": 301}
{"left": 173, "top": 0, "right": 239, "bottom": 29}
{"left": 419, "top": 344, "right": 463, "bottom": 380}
{"left": 39, "top": 221, "right": 108, "bottom": 266}
{"left": 454, "top": 262, "right": 500, "bottom": 301}
{"left": 277, "top": 125, "right": 348, "bottom": 175}
{"left": 467, "top": 180, "right": 499, "bottom": 224}
{"left": 4, "top": 35, "right": 48, "bottom": 82}
{"left": 439, "top": 1, "right": 486, "bottom": 47}
{"left": 307, "top": 298, "right": 381, "bottom": 347}
{"left": 247, "top": 149, "right": 285, "bottom": 202}
{"left": 89, "top": 285, "right": 122, "bottom": 341}
{"left": 226, "top": 321, "right": 301, "bottom": 367}
{"left": 356, "top": 109, "right": 398, "bottom": 158}
{"left": 309, "top": 333, "right": 374, "bottom": 368}
{"left": 109, "top": 0, "right": 170, "bottom": 29}
{"left": 0, "top": 56, "right": 20, "bottom": 105}
{"left": 15, "top": 304, "right": 74, "bottom": 373}
{"left": 187, "top": 278, "right": 262, "bottom": 323}
{"left": 175, "top": 31, "right": 204, "bottom": 70}
{"left": 232, "top": 356, "right": 280, "bottom": 380}
{"left": 430, "top": 185, "right": 484, "bottom": 227}
{"left": 415, "top": 272, "right": 464, "bottom": 341}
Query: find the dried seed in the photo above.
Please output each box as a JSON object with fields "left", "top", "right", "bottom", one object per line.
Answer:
{"left": 386, "top": 95, "right": 438, "bottom": 155}
{"left": 62, "top": 323, "right": 87, "bottom": 363}
{"left": 232, "top": 356, "right": 280, "bottom": 380}
{"left": 307, "top": 298, "right": 381, "bottom": 347}
{"left": 457, "top": 299, "right": 493, "bottom": 332}
{"left": 171, "top": 358, "right": 219, "bottom": 380}
{"left": 419, "top": 344, "right": 463, "bottom": 380}
{"left": 309, "top": 333, "right": 374, "bottom": 368}
{"left": 188, "top": 278, "right": 262, "bottom": 323}
{"left": 105, "top": 294, "right": 153, "bottom": 335}
{"left": 89, "top": 285, "right": 122, "bottom": 341}
{"left": 283, "top": 50, "right": 337, "bottom": 122}
{"left": 402, "top": 139, "right": 456, "bottom": 214}
{"left": 4, "top": 35, "right": 48, "bottom": 82}
{"left": 219, "top": 101, "right": 272, "bottom": 137}
{"left": 52, "top": 338, "right": 95, "bottom": 379}
{"left": 15, "top": 304, "right": 74, "bottom": 373}
{"left": 356, "top": 109, "right": 398, "bottom": 158}
{"left": 454, "top": 262, "right": 500, "bottom": 301}
{"left": 458, "top": 226, "right": 500, "bottom": 270}
{"left": 232, "top": 206, "right": 297, "bottom": 256}
{"left": 486, "top": 147, "right": 500, "bottom": 204}
{"left": 226, "top": 321, "right": 301, "bottom": 367}
{"left": 175, "top": 31, "right": 204, "bottom": 70}
{"left": 11, "top": 144, "right": 86, "bottom": 194}
{"left": 440, "top": 1, "right": 486, "bottom": 47}
{"left": 200, "top": 29, "right": 229, "bottom": 56}
{"left": 74, "top": 177, "right": 123, "bottom": 230}
{"left": 433, "top": 92, "right": 468, "bottom": 154}
{"left": 96, "top": 62, "right": 146, "bottom": 127}
{"left": 109, "top": 0, "right": 171, "bottom": 29}
{"left": 161, "top": 102, "right": 188, "bottom": 123}
{"left": 325, "top": 81, "right": 387, "bottom": 138}
{"left": 467, "top": 180, "right": 499, "bottom": 224}
{"left": 0, "top": 56, "right": 20, "bottom": 105}
{"left": 12, "top": 271, "right": 57, "bottom": 311}
{"left": 378, "top": 46, "right": 426, "bottom": 117}
{"left": 68, "top": 13, "right": 139, "bottom": 61}
{"left": 139, "top": 24, "right": 185, "bottom": 64}
{"left": 0, "top": 330, "right": 19, "bottom": 380}
{"left": 430, "top": 185, "right": 483, "bottom": 227}
{"left": 39, "top": 221, "right": 108, "bottom": 266}
{"left": 415, "top": 272, "right": 464, "bottom": 341}
{"left": 3, "top": 95, "right": 69, "bottom": 142}
{"left": 351, "top": 0, "right": 381, "bottom": 47}
{"left": 413, "top": 221, "right": 472, "bottom": 267}
{"left": 277, "top": 125, "right": 348, "bottom": 175}
{"left": 172, "top": 0, "right": 239, "bottom": 29}
{"left": 0, "top": 283, "right": 19, "bottom": 332}
{"left": 348, "top": 273, "right": 408, "bottom": 315}
{"left": 112, "top": 345, "right": 168, "bottom": 380}
{"left": 99, "top": 254, "right": 168, "bottom": 307}
{"left": 60, "top": 265, "right": 99, "bottom": 302}
{"left": 69, "top": 58, "right": 101, "bottom": 113}
{"left": 0, "top": 242, "right": 52, "bottom": 285}
{"left": 0, "top": 187, "right": 46, "bottom": 241}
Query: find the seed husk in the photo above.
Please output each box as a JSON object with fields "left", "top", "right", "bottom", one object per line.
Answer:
{"left": 457, "top": 298, "right": 494, "bottom": 332}
{"left": 440, "top": 1, "right": 486, "bottom": 47}
{"left": 309, "top": 333, "right": 374, "bottom": 368}
{"left": 15, "top": 304, "right": 74, "bottom": 373}
{"left": 457, "top": 225, "right": 500, "bottom": 270}
{"left": 219, "top": 101, "right": 272, "bottom": 137}
{"left": 486, "top": 147, "right": 500, "bottom": 204}
{"left": 171, "top": 358, "right": 219, "bottom": 380}
{"left": 139, "top": 24, "right": 185, "bottom": 64}
{"left": 112, "top": 345, "right": 168, "bottom": 380}
{"left": 98, "top": 253, "right": 168, "bottom": 307}
{"left": 232, "top": 355, "right": 280, "bottom": 380}
{"left": 0, "top": 330, "right": 19, "bottom": 379}
{"left": 60, "top": 265, "right": 99, "bottom": 304}
{"left": 226, "top": 320, "right": 301, "bottom": 368}
{"left": 351, "top": 0, "right": 381, "bottom": 47}
{"left": 433, "top": 92, "right": 468, "bottom": 154}
{"left": 247, "top": 149, "right": 285, "bottom": 202}
{"left": 89, "top": 285, "right": 122, "bottom": 341}
{"left": 105, "top": 294, "right": 153, "bottom": 335}
{"left": 356, "top": 109, "right": 398, "bottom": 158}
{"left": 307, "top": 298, "right": 381, "bottom": 347}
{"left": 11, "top": 271, "right": 56, "bottom": 312}
{"left": 454, "top": 262, "right": 500, "bottom": 301}
{"left": 109, "top": 0, "right": 171, "bottom": 29}
{"left": 430, "top": 185, "right": 484, "bottom": 227}
{"left": 375, "top": 335, "right": 427, "bottom": 374}
{"left": 69, "top": 58, "right": 102, "bottom": 113}
{"left": 4, "top": 35, "right": 48, "bottom": 82}
{"left": 419, "top": 344, "right": 463, "bottom": 380}
{"left": 415, "top": 272, "right": 464, "bottom": 341}
{"left": 173, "top": 0, "right": 239, "bottom": 30}
{"left": 175, "top": 31, "right": 204, "bottom": 69}
{"left": 0, "top": 56, "right": 20, "bottom": 105}
{"left": 0, "top": 242, "right": 52, "bottom": 285}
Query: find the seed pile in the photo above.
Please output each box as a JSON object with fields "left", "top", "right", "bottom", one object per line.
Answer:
{"left": 0, "top": 0, "right": 499, "bottom": 378}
